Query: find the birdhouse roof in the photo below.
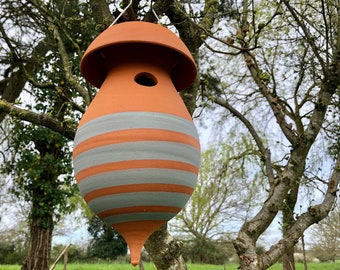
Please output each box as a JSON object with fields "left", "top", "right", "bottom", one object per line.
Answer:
{"left": 80, "top": 21, "right": 197, "bottom": 91}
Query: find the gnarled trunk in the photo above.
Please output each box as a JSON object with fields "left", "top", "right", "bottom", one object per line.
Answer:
{"left": 21, "top": 208, "right": 53, "bottom": 270}
{"left": 282, "top": 250, "right": 295, "bottom": 270}
{"left": 145, "top": 225, "right": 187, "bottom": 270}
{"left": 281, "top": 182, "right": 299, "bottom": 270}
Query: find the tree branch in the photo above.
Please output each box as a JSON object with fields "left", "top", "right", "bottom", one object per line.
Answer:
{"left": 206, "top": 94, "right": 276, "bottom": 186}
{"left": 243, "top": 53, "right": 298, "bottom": 145}
{"left": 25, "top": 74, "right": 85, "bottom": 114}
{"left": 143, "top": 0, "right": 174, "bottom": 22}
{"left": 0, "top": 99, "right": 76, "bottom": 140}
{"left": 282, "top": 0, "right": 327, "bottom": 75}
{"left": 262, "top": 154, "right": 340, "bottom": 268}
{"left": 89, "top": 0, "right": 113, "bottom": 30}
{"left": 53, "top": 26, "right": 91, "bottom": 106}
{"left": 165, "top": 0, "right": 219, "bottom": 115}
{"left": 0, "top": 30, "right": 50, "bottom": 122}
{"left": 166, "top": 0, "right": 218, "bottom": 53}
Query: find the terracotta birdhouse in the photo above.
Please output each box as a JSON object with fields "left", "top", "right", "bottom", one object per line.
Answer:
{"left": 72, "top": 21, "right": 200, "bottom": 266}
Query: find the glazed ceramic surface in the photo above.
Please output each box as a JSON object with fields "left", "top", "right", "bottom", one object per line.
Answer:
{"left": 73, "top": 21, "right": 200, "bottom": 265}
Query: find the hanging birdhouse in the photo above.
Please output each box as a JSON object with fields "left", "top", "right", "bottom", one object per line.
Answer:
{"left": 72, "top": 21, "right": 200, "bottom": 266}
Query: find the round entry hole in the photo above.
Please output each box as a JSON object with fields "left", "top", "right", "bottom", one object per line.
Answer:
{"left": 134, "top": 72, "right": 158, "bottom": 87}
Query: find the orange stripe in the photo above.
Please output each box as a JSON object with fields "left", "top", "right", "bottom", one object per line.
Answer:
{"left": 73, "top": 128, "right": 200, "bottom": 158}
{"left": 98, "top": 205, "right": 181, "bottom": 219}
{"left": 75, "top": 159, "right": 199, "bottom": 183}
{"left": 84, "top": 183, "right": 193, "bottom": 202}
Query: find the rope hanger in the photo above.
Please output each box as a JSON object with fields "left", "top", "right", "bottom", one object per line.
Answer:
{"left": 110, "top": 0, "right": 160, "bottom": 26}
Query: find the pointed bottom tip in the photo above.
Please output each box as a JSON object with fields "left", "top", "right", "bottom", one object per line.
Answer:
{"left": 131, "top": 260, "right": 139, "bottom": 267}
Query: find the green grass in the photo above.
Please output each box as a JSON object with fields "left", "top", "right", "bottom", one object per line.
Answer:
{"left": 1, "top": 262, "right": 340, "bottom": 270}
{"left": 1, "top": 263, "right": 224, "bottom": 270}
{"left": 55, "top": 262, "right": 157, "bottom": 270}
{"left": 268, "top": 262, "right": 340, "bottom": 270}
{"left": 0, "top": 264, "right": 228, "bottom": 270}
{"left": 0, "top": 266, "right": 19, "bottom": 270}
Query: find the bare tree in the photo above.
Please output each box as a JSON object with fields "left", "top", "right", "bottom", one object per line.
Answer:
{"left": 199, "top": 0, "right": 340, "bottom": 269}
{"left": 173, "top": 140, "right": 263, "bottom": 240}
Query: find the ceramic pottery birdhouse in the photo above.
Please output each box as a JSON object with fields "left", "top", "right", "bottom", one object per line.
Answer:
{"left": 72, "top": 21, "right": 200, "bottom": 266}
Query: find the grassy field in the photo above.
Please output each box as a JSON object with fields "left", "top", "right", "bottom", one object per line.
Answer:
{"left": 1, "top": 262, "right": 340, "bottom": 270}
{"left": 268, "top": 262, "right": 340, "bottom": 270}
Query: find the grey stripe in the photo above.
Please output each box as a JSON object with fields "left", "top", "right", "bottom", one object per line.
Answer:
{"left": 78, "top": 168, "right": 197, "bottom": 196}
{"left": 74, "top": 112, "right": 198, "bottom": 146}
{"left": 104, "top": 212, "right": 175, "bottom": 225}
{"left": 88, "top": 192, "right": 190, "bottom": 213}
{"left": 73, "top": 141, "right": 200, "bottom": 174}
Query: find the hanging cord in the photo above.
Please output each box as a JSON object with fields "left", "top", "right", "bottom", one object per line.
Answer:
{"left": 150, "top": 1, "right": 160, "bottom": 23}
{"left": 110, "top": 0, "right": 160, "bottom": 26}
{"left": 110, "top": 0, "right": 133, "bottom": 26}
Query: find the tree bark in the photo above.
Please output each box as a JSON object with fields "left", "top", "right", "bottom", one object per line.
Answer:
{"left": 0, "top": 35, "right": 50, "bottom": 122}
{"left": 282, "top": 250, "right": 295, "bottom": 270}
{"left": 21, "top": 208, "right": 53, "bottom": 270}
{"left": 145, "top": 225, "right": 187, "bottom": 270}
{"left": 89, "top": 0, "right": 113, "bottom": 30}
{"left": 0, "top": 99, "right": 76, "bottom": 140}
{"left": 165, "top": 0, "right": 218, "bottom": 115}
{"left": 282, "top": 186, "right": 298, "bottom": 270}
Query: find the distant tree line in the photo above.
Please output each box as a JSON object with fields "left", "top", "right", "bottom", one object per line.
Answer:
{"left": 0, "top": 241, "right": 26, "bottom": 265}
{"left": 0, "top": 215, "right": 127, "bottom": 265}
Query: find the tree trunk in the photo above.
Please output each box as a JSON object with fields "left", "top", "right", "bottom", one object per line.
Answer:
{"left": 281, "top": 207, "right": 297, "bottom": 270}
{"left": 233, "top": 230, "right": 260, "bottom": 270}
{"left": 281, "top": 185, "right": 298, "bottom": 270}
{"left": 21, "top": 210, "right": 53, "bottom": 270}
{"left": 301, "top": 235, "right": 307, "bottom": 270}
{"left": 282, "top": 250, "right": 295, "bottom": 270}
{"left": 144, "top": 225, "right": 187, "bottom": 270}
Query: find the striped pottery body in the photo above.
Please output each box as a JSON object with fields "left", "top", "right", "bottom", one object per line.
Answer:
{"left": 73, "top": 22, "right": 200, "bottom": 265}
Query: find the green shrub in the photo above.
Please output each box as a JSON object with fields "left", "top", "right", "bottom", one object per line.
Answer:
{"left": 182, "top": 238, "right": 228, "bottom": 264}
{"left": 0, "top": 242, "right": 25, "bottom": 264}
